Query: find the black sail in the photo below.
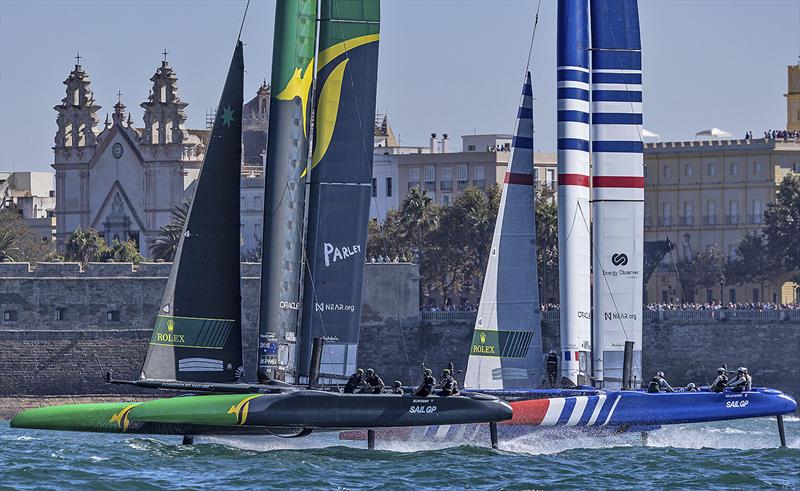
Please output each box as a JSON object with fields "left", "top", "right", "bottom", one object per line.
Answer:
{"left": 140, "top": 42, "right": 244, "bottom": 382}
{"left": 298, "top": 0, "right": 380, "bottom": 379}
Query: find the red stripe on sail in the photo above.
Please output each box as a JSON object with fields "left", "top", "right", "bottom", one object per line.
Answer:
{"left": 557, "top": 173, "right": 590, "bottom": 187}
{"left": 505, "top": 399, "right": 550, "bottom": 425}
{"left": 504, "top": 172, "right": 534, "bottom": 185}
{"left": 592, "top": 176, "right": 644, "bottom": 188}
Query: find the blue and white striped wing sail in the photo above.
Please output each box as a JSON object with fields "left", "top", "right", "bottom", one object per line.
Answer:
{"left": 556, "top": 0, "right": 592, "bottom": 384}
{"left": 465, "top": 72, "right": 543, "bottom": 390}
{"left": 590, "top": 0, "right": 644, "bottom": 388}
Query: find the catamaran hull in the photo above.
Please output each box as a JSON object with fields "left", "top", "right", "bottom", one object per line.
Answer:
{"left": 11, "top": 390, "right": 512, "bottom": 437}
{"left": 339, "top": 388, "right": 796, "bottom": 443}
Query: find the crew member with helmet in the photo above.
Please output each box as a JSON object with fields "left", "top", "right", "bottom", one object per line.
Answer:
{"left": 415, "top": 368, "right": 436, "bottom": 397}
{"left": 363, "top": 368, "right": 385, "bottom": 394}
{"left": 710, "top": 367, "right": 728, "bottom": 393}
{"left": 391, "top": 381, "right": 404, "bottom": 395}
{"left": 438, "top": 368, "right": 458, "bottom": 396}
{"left": 546, "top": 350, "right": 559, "bottom": 388}
{"left": 685, "top": 383, "right": 699, "bottom": 392}
{"left": 646, "top": 371, "right": 675, "bottom": 393}
{"left": 344, "top": 368, "right": 365, "bottom": 393}
{"left": 727, "top": 367, "right": 752, "bottom": 392}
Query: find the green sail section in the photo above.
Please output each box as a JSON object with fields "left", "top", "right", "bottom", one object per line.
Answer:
{"left": 126, "top": 394, "right": 260, "bottom": 426}
{"left": 257, "top": 0, "right": 318, "bottom": 383}
{"left": 140, "top": 42, "right": 244, "bottom": 383}
{"left": 298, "top": 0, "right": 380, "bottom": 380}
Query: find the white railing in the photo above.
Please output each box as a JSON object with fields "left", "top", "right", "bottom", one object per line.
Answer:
{"left": 420, "top": 309, "right": 800, "bottom": 322}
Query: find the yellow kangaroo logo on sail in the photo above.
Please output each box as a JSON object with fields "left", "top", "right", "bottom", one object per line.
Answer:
{"left": 227, "top": 395, "right": 261, "bottom": 425}
{"left": 276, "top": 59, "right": 315, "bottom": 138}
{"left": 302, "top": 58, "right": 349, "bottom": 177}
{"left": 109, "top": 403, "right": 140, "bottom": 432}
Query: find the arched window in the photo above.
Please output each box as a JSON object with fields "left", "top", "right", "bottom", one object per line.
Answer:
{"left": 151, "top": 120, "right": 160, "bottom": 144}
{"left": 72, "top": 89, "right": 79, "bottom": 106}
{"left": 106, "top": 310, "right": 121, "bottom": 322}
{"left": 160, "top": 84, "right": 167, "bottom": 103}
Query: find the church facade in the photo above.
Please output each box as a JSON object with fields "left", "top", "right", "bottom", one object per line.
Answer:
{"left": 52, "top": 57, "right": 270, "bottom": 258}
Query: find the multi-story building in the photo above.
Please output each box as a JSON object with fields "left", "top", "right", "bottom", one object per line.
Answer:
{"left": 394, "top": 134, "right": 557, "bottom": 207}
{"left": 0, "top": 171, "right": 56, "bottom": 241}
{"left": 643, "top": 137, "right": 798, "bottom": 304}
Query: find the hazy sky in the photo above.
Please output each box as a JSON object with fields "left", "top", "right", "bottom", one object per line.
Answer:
{"left": 1, "top": 0, "right": 798, "bottom": 172}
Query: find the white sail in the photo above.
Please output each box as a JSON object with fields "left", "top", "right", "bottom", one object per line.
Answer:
{"left": 590, "top": 0, "right": 644, "bottom": 388}
{"left": 464, "top": 72, "right": 544, "bottom": 390}
{"left": 557, "top": 0, "right": 592, "bottom": 384}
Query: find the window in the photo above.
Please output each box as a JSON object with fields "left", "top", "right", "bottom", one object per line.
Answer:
{"left": 467, "top": 145, "right": 476, "bottom": 151}
{"left": 729, "top": 288, "right": 736, "bottom": 303}
{"left": 682, "top": 202, "right": 693, "bottom": 226}
{"left": 255, "top": 222, "right": 262, "bottom": 237}
{"left": 752, "top": 161, "right": 762, "bottom": 175}
{"left": 662, "top": 165, "right": 671, "bottom": 178}
{"left": 160, "top": 84, "right": 167, "bottom": 103}
{"left": 441, "top": 167, "right": 453, "bottom": 191}
{"left": 534, "top": 168, "right": 540, "bottom": 183}
{"left": 424, "top": 166, "right": 435, "bottom": 182}
{"left": 661, "top": 202, "right": 671, "bottom": 226}
{"left": 546, "top": 168, "right": 555, "bottom": 186}
{"left": 385, "top": 177, "right": 393, "bottom": 198}
{"left": 474, "top": 166, "right": 486, "bottom": 188}
{"left": 442, "top": 194, "right": 451, "bottom": 205}
{"left": 55, "top": 307, "right": 65, "bottom": 321}
{"left": 457, "top": 164, "right": 468, "bottom": 182}
{"left": 728, "top": 200, "right": 739, "bottom": 224}
{"left": 705, "top": 201, "right": 716, "bottom": 225}
{"left": 254, "top": 196, "right": 262, "bottom": 209}
{"left": 408, "top": 168, "right": 420, "bottom": 185}
{"left": 684, "top": 164, "right": 693, "bottom": 177}
{"left": 706, "top": 288, "right": 714, "bottom": 303}
{"left": 371, "top": 178, "right": 377, "bottom": 198}
{"left": 752, "top": 199, "right": 762, "bottom": 224}
{"left": 729, "top": 161, "right": 738, "bottom": 176}
{"left": 707, "top": 163, "right": 716, "bottom": 177}
{"left": 107, "top": 310, "right": 121, "bottom": 322}
{"left": 3, "top": 310, "right": 18, "bottom": 322}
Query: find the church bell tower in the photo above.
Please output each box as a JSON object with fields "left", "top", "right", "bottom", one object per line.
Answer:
{"left": 140, "top": 51, "right": 190, "bottom": 145}
{"left": 54, "top": 54, "right": 100, "bottom": 155}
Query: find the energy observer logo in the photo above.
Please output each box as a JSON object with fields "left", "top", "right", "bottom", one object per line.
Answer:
{"left": 611, "top": 253, "right": 628, "bottom": 266}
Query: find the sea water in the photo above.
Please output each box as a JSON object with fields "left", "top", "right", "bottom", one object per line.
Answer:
{"left": 1, "top": 417, "right": 798, "bottom": 490}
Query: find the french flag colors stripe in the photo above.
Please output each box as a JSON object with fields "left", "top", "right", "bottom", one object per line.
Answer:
{"left": 506, "top": 395, "right": 621, "bottom": 427}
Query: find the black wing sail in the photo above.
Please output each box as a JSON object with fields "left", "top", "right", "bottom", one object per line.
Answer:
{"left": 140, "top": 42, "right": 245, "bottom": 382}
{"left": 298, "top": 0, "right": 380, "bottom": 380}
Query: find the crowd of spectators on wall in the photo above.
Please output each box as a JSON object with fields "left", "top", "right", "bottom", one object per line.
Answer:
{"left": 644, "top": 302, "right": 799, "bottom": 311}
{"left": 421, "top": 302, "right": 799, "bottom": 312}
{"left": 752, "top": 129, "right": 800, "bottom": 141}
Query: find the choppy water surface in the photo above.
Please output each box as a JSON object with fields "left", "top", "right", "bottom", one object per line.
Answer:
{"left": 1, "top": 417, "right": 798, "bottom": 490}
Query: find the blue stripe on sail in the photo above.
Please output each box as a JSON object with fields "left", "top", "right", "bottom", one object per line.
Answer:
{"left": 557, "top": 398, "right": 577, "bottom": 425}
{"left": 557, "top": 0, "right": 590, "bottom": 68}
{"left": 592, "top": 140, "right": 644, "bottom": 153}
{"left": 522, "top": 83, "right": 533, "bottom": 96}
{"left": 593, "top": 90, "right": 642, "bottom": 102}
{"left": 577, "top": 396, "right": 600, "bottom": 426}
{"left": 592, "top": 51, "right": 641, "bottom": 70}
{"left": 592, "top": 112, "right": 642, "bottom": 125}
{"left": 512, "top": 136, "right": 533, "bottom": 149}
{"left": 558, "top": 138, "right": 590, "bottom": 152}
{"left": 557, "top": 87, "right": 590, "bottom": 101}
{"left": 558, "top": 110, "right": 590, "bottom": 124}
{"left": 590, "top": 0, "right": 642, "bottom": 50}
{"left": 557, "top": 69, "right": 590, "bottom": 83}
{"left": 592, "top": 72, "right": 642, "bottom": 84}
{"left": 517, "top": 106, "right": 533, "bottom": 119}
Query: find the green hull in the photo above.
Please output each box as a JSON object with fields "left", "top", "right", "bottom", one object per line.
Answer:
{"left": 10, "top": 394, "right": 258, "bottom": 434}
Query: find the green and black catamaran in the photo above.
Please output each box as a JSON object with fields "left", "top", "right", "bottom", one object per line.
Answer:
{"left": 12, "top": 0, "right": 511, "bottom": 448}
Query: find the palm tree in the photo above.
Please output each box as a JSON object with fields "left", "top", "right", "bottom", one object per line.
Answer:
{"left": 64, "top": 228, "right": 107, "bottom": 264}
{"left": 400, "top": 186, "right": 437, "bottom": 258}
{"left": 150, "top": 200, "right": 191, "bottom": 261}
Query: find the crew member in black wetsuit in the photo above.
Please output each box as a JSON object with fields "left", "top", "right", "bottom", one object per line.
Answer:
{"left": 685, "top": 383, "right": 699, "bottom": 392}
{"left": 363, "top": 368, "right": 385, "bottom": 394}
{"left": 646, "top": 371, "right": 675, "bottom": 393}
{"left": 728, "top": 367, "right": 752, "bottom": 392}
{"left": 344, "top": 368, "right": 365, "bottom": 393}
{"left": 710, "top": 367, "right": 728, "bottom": 393}
{"left": 415, "top": 368, "right": 436, "bottom": 397}
{"left": 392, "top": 381, "right": 404, "bottom": 395}
{"left": 546, "top": 350, "right": 559, "bottom": 387}
{"left": 439, "top": 369, "right": 458, "bottom": 396}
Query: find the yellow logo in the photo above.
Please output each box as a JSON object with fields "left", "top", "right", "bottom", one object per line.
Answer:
{"left": 109, "top": 403, "right": 140, "bottom": 432}
{"left": 480, "top": 331, "right": 487, "bottom": 344}
{"left": 227, "top": 395, "right": 261, "bottom": 425}
{"left": 167, "top": 319, "right": 174, "bottom": 332}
